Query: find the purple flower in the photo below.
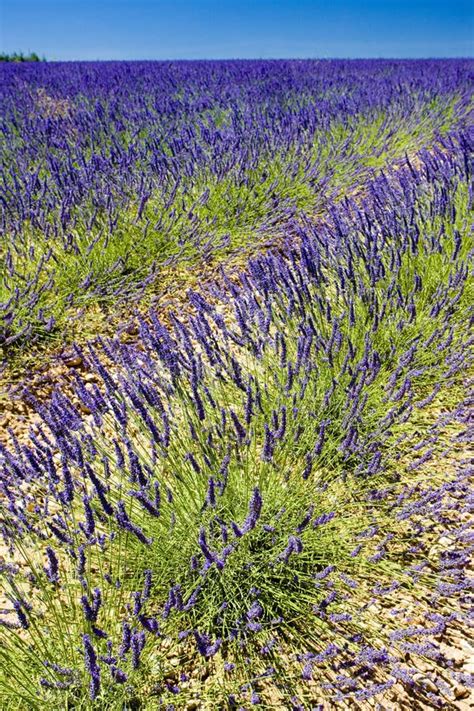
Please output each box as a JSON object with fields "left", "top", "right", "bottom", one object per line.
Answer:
{"left": 183, "top": 584, "right": 202, "bottom": 611}
{"left": 80, "top": 495, "right": 96, "bottom": 538}
{"left": 232, "top": 487, "right": 263, "bottom": 537}
{"left": 83, "top": 634, "right": 100, "bottom": 700}
{"left": 329, "top": 612, "right": 352, "bottom": 623}
{"left": 44, "top": 546, "right": 59, "bottom": 584}
{"left": 138, "top": 615, "right": 161, "bottom": 635}
{"left": 198, "top": 527, "right": 222, "bottom": 568}
{"left": 81, "top": 588, "right": 102, "bottom": 623}
{"left": 162, "top": 583, "right": 184, "bottom": 618}
{"left": 262, "top": 424, "right": 274, "bottom": 461}
{"left": 246, "top": 601, "right": 263, "bottom": 620}
{"left": 131, "top": 630, "right": 146, "bottom": 669}
{"left": 194, "top": 630, "right": 222, "bottom": 658}
{"left": 129, "top": 487, "right": 161, "bottom": 517}
{"left": 296, "top": 504, "right": 314, "bottom": 533}
{"left": 230, "top": 409, "right": 246, "bottom": 442}
{"left": 13, "top": 600, "right": 29, "bottom": 630}
{"left": 142, "top": 569, "right": 153, "bottom": 602}
{"left": 314, "top": 419, "right": 329, "bottom": 456}
{"left": 312, "top": 511, "right": 335, "bottom": 528}
{"left": 119, "top": 622, "right": 132, "bottom": 657}
{"left": 85, "top": 466, "right": 113, "bottom": 516}
{"left": 110, "top": 666, "right": 127, "bottom": 683}
{"left": 185, "top": 452, "right": 201, "bottom": 474}
{"left": 314, "top": 565, "right": 335, "bottom": 580}
{"left": 115, "top": 501, "right": 152, "bottom": 545}
{"left": 205, "top": 477, "right": 216, "bottom": 508}
{"left": 302, "top": 453, "right": 313, "bottom": 480}
{"left": 277, "top": 535, "right": 303, "bottom": 563}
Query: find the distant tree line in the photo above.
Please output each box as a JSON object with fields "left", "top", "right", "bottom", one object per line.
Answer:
{"left": 0, "top": 52, "right": 45, "bottom": 62}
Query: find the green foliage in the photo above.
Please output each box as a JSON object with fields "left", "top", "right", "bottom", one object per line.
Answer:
{"left": 0, "top": 52, "right": 45, "bottom": 62}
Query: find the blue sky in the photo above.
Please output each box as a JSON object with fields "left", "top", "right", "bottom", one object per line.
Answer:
{"left": 1, "top": 0, "right": 473, "bottom": 61}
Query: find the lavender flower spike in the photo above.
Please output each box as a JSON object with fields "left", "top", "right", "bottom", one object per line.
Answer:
{"left": 83, "top": 634, "right": 101, "bottom": 700}
{"left": 232, "top": 487, "right": 263, "bottom": 537}
{"left": 44, "top": 546, "right": 60, "bottom": 584}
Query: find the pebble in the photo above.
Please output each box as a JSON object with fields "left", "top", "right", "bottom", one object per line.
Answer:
{"left": 83, "top": 373, "right": 99, "bottom": 383}
{"left": 454, "top": 687, "right": 471, "bottom": 700}
{"left": 438, "top": 536, "right": 453, "bottom": 547}
{"left": 413, "top": 673, "right": 438, "bottom": 694}
{"left": 64, "top": 356, "right": 82, "bottom": 367}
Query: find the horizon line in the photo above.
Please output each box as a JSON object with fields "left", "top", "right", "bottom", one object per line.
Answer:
{"left": 3, "top": 55, "right": 473, "bottom": 63}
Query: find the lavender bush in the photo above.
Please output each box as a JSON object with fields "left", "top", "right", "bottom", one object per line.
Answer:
{"left": 0, "top": 123, "right": 472, "bottom": 707}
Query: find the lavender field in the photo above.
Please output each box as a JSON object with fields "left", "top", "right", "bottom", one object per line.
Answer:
{"left": 0, "top": 59, "right": 473, "bottom": 709}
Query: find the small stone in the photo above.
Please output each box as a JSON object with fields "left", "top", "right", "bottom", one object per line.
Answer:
{"left": 438, "top": 536, "right": 453, "bottom": 547}
{"left": 413, "top": 673, "right": 437, "bottom": 694}
{"left": 83, "top": 373, "right": 98, "bottom": 383}
{"left": 65, "top": 356, "right": 82, "bottom": 367}
{"left": 454, "top": 687, "right": 471, "bottom": 700}
{"left": 414, "top": 659, "right": 432, "bottom": 673}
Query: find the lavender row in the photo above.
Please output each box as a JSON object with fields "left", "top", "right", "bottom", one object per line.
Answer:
{"left": 0, "top": 132, "right": 472, "bottom": 707}
{"left": 1, "top": 59, "right": 472, "bottom": 348}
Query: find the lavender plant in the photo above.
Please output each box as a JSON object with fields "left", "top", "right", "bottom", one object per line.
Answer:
{"left": 0, "top": 129, "right": 472, "bottom": 707}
